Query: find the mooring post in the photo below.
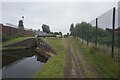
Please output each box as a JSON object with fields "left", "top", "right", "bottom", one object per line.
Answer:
{"left": 111, "top": 7, "right": 116, "bottom": 58}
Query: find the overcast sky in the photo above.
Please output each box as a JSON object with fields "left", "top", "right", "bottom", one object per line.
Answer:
{"left": 1, "top": 0, "right": 119, "bottom": 34}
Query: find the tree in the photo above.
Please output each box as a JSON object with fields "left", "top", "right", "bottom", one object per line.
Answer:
{"left": 70, "top": 21, "right": 115, "bottom": 46}
{"left": 59, "top": 31, "right": 62, "bottom": 35}
{"left": 54, "top": 32, "right": 60, "bottom": 35}
{"left": 70, "top": 23, "right": 74, "bottom": 32}
{"left": 42, "top": 24, "right": 50, "bottom": 33}
{"left": 38, "top": 29, "right": 40, "bottom": 31}
{"left": 30, "top": 28, "right": 33, "bottom": 31}
{"left": 67, "top": 33, "right": 69, "bottom": 37}
{"left": 18, "top": 20, "right": 24, "bottom": 29}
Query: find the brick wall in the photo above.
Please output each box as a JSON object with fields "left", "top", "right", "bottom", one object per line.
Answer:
{"left": 0, "top": 24, "right": 35, "bottom": 36}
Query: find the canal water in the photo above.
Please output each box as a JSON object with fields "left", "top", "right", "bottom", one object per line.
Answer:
{"left": 2, "top": 48, "right": 48, "bottom": 78}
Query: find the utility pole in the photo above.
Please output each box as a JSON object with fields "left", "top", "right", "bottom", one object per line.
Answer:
{"left": 111, "top": 7, "right": 116, "bottom": 58}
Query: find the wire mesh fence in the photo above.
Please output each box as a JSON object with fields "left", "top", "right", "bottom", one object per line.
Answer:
{"left": 89, "top": 4, "right": 119, "bottom": 58}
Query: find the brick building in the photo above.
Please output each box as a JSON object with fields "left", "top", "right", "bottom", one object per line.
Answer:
{"left": 0, "top": 24, "right": 35, "bottom": 36}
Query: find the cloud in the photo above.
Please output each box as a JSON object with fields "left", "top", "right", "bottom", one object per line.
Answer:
{"left": 2, "top": 2, "right": 118, "bottom": 34}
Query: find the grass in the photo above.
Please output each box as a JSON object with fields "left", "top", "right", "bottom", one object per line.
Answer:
{"left": 66, "top": 38, "right": 95, "bottom": 78}
{"left": 2, "top": 47, "right": 28, "bottom": 52}
{"left": 2, "top": 37, "right": 33, "bottom": 47}
{"left": 2, "top": 34, "right": 27, "bottom": 42}
{"left": 34, "top": 38, "right": 65, "bottom": 78}
{"left": 34, "top": 37, "right": 118, "bottom": 78}
{"left": 85, "top": 40, "right": 119, "bottom": 59}
{"left": 70, "top": 37, "right": 118, "bottom": 78}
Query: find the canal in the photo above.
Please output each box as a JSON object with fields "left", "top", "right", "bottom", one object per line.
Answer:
{"left": 2, "top": 48, "right": 48, "bottom": 78}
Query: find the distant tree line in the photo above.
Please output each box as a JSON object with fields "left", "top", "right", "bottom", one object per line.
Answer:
{"left": 70, "top": 22, "right": 119, "bottom": 47}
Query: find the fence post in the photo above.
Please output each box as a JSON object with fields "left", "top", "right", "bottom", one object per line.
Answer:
{"left": 111, "top": 7, "right": 116, "bottom": 58}
{"left": 95, "top": 18, "right": 98, "bottom": 48}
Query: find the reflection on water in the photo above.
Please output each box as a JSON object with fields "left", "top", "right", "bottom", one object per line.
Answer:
{"left": 2, "top": 48, "right": 48, "bottom": 78}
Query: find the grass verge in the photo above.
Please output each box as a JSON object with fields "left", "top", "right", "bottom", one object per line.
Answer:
{"left": 70, "top": 37, "right": 118, "bottom": 78}
{"left": 2, "top": 47, "right": 29, "bottom": 52}
{"left": 2, "top": 37, "right": 33, "bottom": 47}
{"left": 33, "top": 38, "right": 65, "bottom": 78}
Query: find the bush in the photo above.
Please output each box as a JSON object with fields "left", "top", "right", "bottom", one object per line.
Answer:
{"left": 89, "top": 47, "right": 98, "bottom": 54}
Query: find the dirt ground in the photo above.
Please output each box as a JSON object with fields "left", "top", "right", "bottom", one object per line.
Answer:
{"left": 63, "top": 38, "right": 101, "bottom": 78}
{"left": 64, "top": 47, "right": 85, "bottom": 78}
